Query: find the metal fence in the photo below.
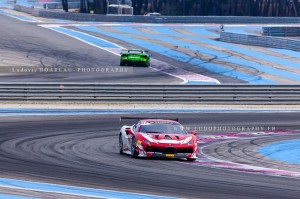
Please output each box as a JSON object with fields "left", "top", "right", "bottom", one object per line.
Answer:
{"left": 1, "top": 83, "right": 300, "bottom": 104}
{"left": 220, "top": 31, "right": 300, "bottom": 51}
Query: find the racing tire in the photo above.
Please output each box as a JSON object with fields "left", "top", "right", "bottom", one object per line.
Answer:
{"left": 187, "top": 158, "right": 197, "bottom": 161}
{"left": 120, "top": 62, "right": 125, "bottom": 66}
{"left": 119, "top": 134, "right": 124, "bottom": 154}
{"left": 131, "top": 137, "right": 138, "bottom": 158}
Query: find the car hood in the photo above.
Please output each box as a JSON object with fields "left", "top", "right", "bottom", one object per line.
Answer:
{"left": 140, "top": 133, "right": 193, "bottom": 144}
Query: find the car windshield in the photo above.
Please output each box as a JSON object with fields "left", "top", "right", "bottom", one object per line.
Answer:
{"left": 139, "top": 123, "right": 187, "bottom": 134}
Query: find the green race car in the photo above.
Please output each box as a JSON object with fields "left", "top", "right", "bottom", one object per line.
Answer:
{"left": 120, "top": 49, "right": 151, "bottom": 67}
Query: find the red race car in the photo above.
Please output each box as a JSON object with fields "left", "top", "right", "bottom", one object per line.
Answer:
{"left": 119, "top": 117, "right": 198, "bottom": 161}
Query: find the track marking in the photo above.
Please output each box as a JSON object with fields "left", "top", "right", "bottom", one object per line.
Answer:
{"left": 0, "top": 178, "right": 177, "bottom": 199}
{"left": 0, "top": 9, "right": 40, "bottom": 22}
{"left": 0, "top": 194, "right": 37, "bottom": 199}
{"left": 190, "top": 131, "right": 300, "bottom": 179}
{"left": 40, "top": 25, "right": 219, "bottom": 84}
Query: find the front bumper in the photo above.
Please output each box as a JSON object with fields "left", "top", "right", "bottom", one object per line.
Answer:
{"left": 147, "top": 152, "right": 196, "bottom": 159}
{"left": 136, "top": 146, "right": 198, "bottom": 159}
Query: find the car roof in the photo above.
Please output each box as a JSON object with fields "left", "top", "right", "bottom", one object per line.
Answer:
{"left": 140, "top": 119, "right": 180, "bottom": 125}
{"left": 122, "top": 49, "right": 147, "bottom": 53}
{"left": 125, "top": 49, "right": 143, "bottom": 51}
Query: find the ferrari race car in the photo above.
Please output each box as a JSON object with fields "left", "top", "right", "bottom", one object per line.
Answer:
{"left": 120, "top": 49, "right": 151, "bottom": 67}
{"left": 119, "top": 117, "right": 198, "bottom": 161}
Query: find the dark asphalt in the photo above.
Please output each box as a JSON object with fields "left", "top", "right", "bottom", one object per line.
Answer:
{"left": 1, "top": 113, "right": 300, "bottom": 199}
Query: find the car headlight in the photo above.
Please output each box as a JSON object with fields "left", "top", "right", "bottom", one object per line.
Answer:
{"left": 122, "top": 56, "right": 128, "bottom": 60}
{"left": 188, "top": 141, "right": 194, "bottom": 145}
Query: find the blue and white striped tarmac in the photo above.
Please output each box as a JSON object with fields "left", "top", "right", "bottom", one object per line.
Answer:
{"left": 42, "top": 26, "right": 219, "bottom": 84}
{"left": 0, "top": 178, "right": 177, "bottom": 199}
{"left": 2, "top": 7, "right": 300, "bottom": 84}
{"left": 73, "top": 25, "right": 300, "bottom": 84}
{"left": 76, "top": 26, "right": 271, "bottom": 84}
{"left": 0, "top": 9, "right": 38, "bottom": 22}
{"left": 0, "top": 0, "right": 13, "bottom": 8}
{"left": 0, "top": 194, "right": 36, "bottom": 199}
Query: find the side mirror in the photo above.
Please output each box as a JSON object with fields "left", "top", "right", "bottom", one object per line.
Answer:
{"left": 125, "top": 128, "right": 134, "bottom": 135}
{"left": 191, "top": 131, "right": 197, "bottom": 136}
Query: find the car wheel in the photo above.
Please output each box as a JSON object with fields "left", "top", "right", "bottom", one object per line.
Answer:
{"left": 120, "top": 62, "right": 125, "bottom": 66}
{"left": 119, "top": 134, "right": 124, "bottom": 154}
{"left": 187, "top": 158, "right": 197, "bottom": 161}
{"left": 131, "top": 137, "right": 138, "bottom": 158}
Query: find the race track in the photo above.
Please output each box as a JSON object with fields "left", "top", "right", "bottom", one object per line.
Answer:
{"left": 1, "top": 6, "right": 300, "bottom": 199}
{"left": 0, "top": 14, "right": 182, "bottom": 84}
{"left": 1, "top": 112, "right": 300, "bottom": 199}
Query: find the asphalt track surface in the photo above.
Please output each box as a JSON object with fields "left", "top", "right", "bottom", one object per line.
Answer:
{"left": 1, "top": 112, "right": 300, "bottom": 199}
{"left": 203, "top": 134, "right": 300, "bottom": 173}
{"left": 0, "top": 14, "right": 179, "bottom": 84}
{"left": 0, "top": 12, "right": 241, "bottom": 84}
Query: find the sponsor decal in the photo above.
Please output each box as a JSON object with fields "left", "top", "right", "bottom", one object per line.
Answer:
{"left": 166, "top": 154, "right": 175, "bottom": 158}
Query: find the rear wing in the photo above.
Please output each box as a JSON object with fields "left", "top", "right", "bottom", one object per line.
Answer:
{"left": 120, "top": 49, "right": 149, "bottom": 54}
{"left": 119, "top": 116, "right": 178, "bottom": 123}
{"left": 120, "top": 49, "right": 129, "bottom": 54}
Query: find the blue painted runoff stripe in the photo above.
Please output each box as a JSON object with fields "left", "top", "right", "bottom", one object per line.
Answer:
{"left": 268, "top": 48, "right": 300, "bottom": 59}
{"left": 0, "top": 1, "right": 13, "bottom": 8}
{"left": 259, "top": 139, "right": 300, "bottom": 164}
{"left": 186, "top": 80, "right": 218, "bottom": 85}
{"left": 0, "top": 194, "right": 38, "bottom": 199}
{"left": 0, "top": 178, "right": 176, "bottom": 199}
{"left": 113, "top": 26, "right": 300, "bottom": 83}
{"left": 15, "top": 0, "right": 31, "bottom": 6}
{"left": 0, "top": 9, "right": 36, "bottom": 22}
{"left": 76, "top": 26, "right": 273, "bottom": 84}
{"left": 187, "top": 29, "right": 300, "bottom": 71}
{"left": 50, "top": 27, "right": 119, "bottom": 48}
{"left": 51, "top": 19, "right": 74, "bottom": 23}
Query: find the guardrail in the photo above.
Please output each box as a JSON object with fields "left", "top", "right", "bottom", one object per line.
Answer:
{"left": 13, "top": 4, "right": 300, "bottom": 23}
{"left": 220, "top": 31, "right": 300, "bottom": 52}
{"left": 35, "top": 11, "right": 300, "bottom": 23}
{"left": 263, "top": 27, "right": 300, "bottom": 36}
{"left": 1, "top": 83, "right": 300, "bottom": 104}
